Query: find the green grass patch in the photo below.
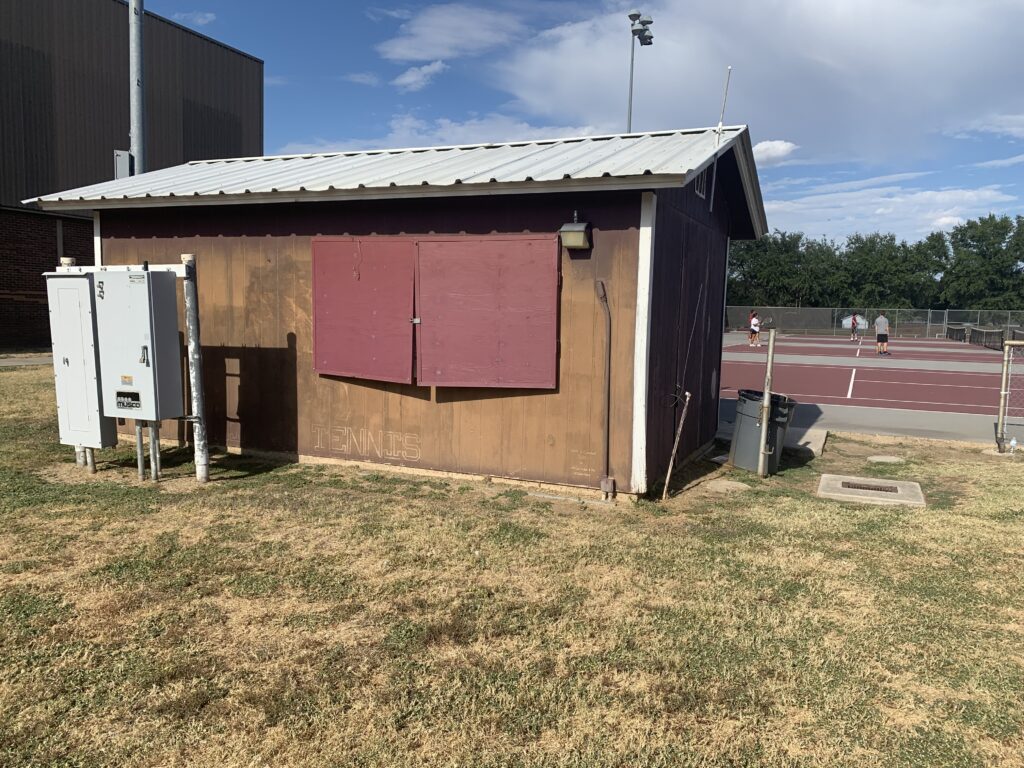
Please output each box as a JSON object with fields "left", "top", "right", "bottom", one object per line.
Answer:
{"left": 2, "top": 367, "right": 1024, "bottom": 766}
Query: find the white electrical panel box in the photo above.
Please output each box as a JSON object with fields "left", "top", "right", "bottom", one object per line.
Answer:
{"left": 94, "top": 270, "right": 184, "bottom": 421}
{"left": 45, "top": 273, "right": 117, "bottom": 448}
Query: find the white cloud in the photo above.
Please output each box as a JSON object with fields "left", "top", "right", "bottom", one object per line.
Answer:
{"left": 931, "top": 215, "right": 964, "bottom": 229}
{"left": 264, "top": 75, "right": 288, "bottom": 87}
{"left": 975, "top": 152, "right": 1024, "bottom": 169}
{"left": 278, "top": 114, "right": 598, "bottom": 154}
{"left": 172, "top": 11, "right": 215, "bottom": 26}
{"left": 753, "top": 140, "right": 799, "bottom": 166}
{"left": 377, "top": 3, "right": 525, "bottom": 61}
{"left": 491, "top": 1, "right": 1024, "bottom": 162}
{"left": 390, "top": 60, "right": 449, "bottom": 92}
{"left": 365, "top": 7, "right": 413, "bottom": 22}
{"left": 808, "top": 172, "right": 933, "bottom": 194}
{"left": 957, "top": 114, "right": 1024, "bottom": 140}
{"left": 764, "top": 182, "right": 1016, "bottom": 240}
{"left": 342, "top": 72, "right": 382, "bottom": 87}
{"left": 760, "top": 176, "right": 827, "bottom": 194}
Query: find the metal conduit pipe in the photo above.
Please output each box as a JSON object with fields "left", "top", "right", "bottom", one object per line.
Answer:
{"left": 136, "top": 422, "right": 146, "bottom": 480}
{"left": 148, "top": 423, "right": 159, "bottom": 481}
{"left": 154, "top": 425, "right": 161, "bottom": 477}
{"left": 181, "top": 254, "right": 209, "bottom": 482}
{"left": 596, "top": 280, "right": 615, "bottom": 499}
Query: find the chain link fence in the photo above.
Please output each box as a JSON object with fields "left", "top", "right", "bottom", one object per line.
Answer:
{"left": 727, "top": 306, "right": 1024, "bottom": 339}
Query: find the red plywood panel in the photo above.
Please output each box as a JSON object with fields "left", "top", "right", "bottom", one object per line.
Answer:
{"left": 313, "top": 237, "right": 415, "bottom": 384}
{"left": 417, "top": 235, "right": 559, "bottom": 388}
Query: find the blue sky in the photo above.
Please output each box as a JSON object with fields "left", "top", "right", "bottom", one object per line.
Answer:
{"left": 153, "top": 1, "right": 1023, "bottom": 242}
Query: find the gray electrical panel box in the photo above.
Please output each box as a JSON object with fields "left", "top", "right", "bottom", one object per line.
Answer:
{"left": 94, "top": 270, "right": 184, "bottom": 421}
{"left": 45, "top": 273, "right": 117, "bottom": 448}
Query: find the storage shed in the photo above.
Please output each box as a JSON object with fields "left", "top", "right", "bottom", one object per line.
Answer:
{"left": 29, "top": 127, "right": 767, "bottom": 495}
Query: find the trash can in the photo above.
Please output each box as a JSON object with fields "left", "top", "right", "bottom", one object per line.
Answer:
{"left": 728, "top": 390, "right": 795, "bottom": 475}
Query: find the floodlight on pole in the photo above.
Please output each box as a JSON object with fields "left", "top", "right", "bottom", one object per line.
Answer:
{"left": 626, "top": 10, "right": 653, "bottom": 133}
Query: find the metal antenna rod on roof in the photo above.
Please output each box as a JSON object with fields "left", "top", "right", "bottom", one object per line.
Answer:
{"left": 715, "top": 66, "right": 733, "bottom": 148}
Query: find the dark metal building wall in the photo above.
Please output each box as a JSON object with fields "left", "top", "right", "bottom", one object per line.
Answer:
{"left": 646, "top": 153, "right": 738, "bottom": 487}
{"left": 0, "top": 207, "right": 93, "bottom": 347}
{"left": 0, "top": 0, "right": 262, "bottom": 207}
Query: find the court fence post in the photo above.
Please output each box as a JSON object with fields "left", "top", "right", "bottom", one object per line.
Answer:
{"left": 997, "top": 343, "right": 1012, "bottom": 452}
{"left": 996, "top": 341, "right": 1024, "bottom": 452}
{"left": 757, "top": 327, "right": 778, "bottom": 478}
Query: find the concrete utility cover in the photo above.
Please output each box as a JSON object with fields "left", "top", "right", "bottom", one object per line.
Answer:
{"left": 706, "top": 478, "right": 751, "bottom": 494}
{"left": 817, "top": 474, "right": 925, "bottom": 507}
{"left": 867, "top": 455, "right": 905, "bottom": 464}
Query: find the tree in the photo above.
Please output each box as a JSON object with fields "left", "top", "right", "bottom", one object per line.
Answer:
{"left": 728, "top": 231, "right": 844, "bottom": 307}
{"left": 940, "top": 216, "right": 1024, "bottom": 309}
{"left": 727, "top": 216, "right": 1023, "bottom": 311}
{"left": 843, "top": 232, "right": 946, "bottom": 308}
{"left": 907, "top": 232, "right": 950, "bottom": 308}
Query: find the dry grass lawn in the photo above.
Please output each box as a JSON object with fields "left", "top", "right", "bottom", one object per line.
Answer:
{"left": 2, "top": 364, "right": 1024, "bottom": 766}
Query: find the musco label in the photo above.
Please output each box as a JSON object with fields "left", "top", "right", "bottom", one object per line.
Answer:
{"left": 116, "top": 391, "right": 142, "bottom": 409}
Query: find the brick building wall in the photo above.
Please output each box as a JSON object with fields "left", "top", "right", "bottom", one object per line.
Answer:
{"left": 0, "top": 207, "right": 93, "bottom": 348}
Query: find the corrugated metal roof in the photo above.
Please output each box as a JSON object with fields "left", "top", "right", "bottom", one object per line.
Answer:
{"left": 27, "top": 126, "right": 767, "bottom": 236}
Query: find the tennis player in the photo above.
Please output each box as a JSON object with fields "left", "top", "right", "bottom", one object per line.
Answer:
{"left": 749, "top": 311, "right": 761, "bottom": 347}
{"left": 875, "top": 312, "right": 890, "bottom": 356}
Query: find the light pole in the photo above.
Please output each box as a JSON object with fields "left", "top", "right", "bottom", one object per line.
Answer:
{"left": 626, "top": 9, "right": 654, "bottom": 133}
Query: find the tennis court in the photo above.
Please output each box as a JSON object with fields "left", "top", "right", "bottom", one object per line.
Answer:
{"left": 719, "top": 332, "right": 1014, "bottom": 442}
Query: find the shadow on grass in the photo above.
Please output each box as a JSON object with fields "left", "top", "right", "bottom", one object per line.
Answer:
{"left": 104, "top": 444, "right": 287, "bottom": 482}
{"left": 656, "top": 439, "right": 817, "bottom": 501}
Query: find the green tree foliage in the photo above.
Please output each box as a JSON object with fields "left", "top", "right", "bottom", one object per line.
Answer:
{"left": 728, "top": 215, "right": 1023, "bottom": 309}
{"left": 728, "top": 231, "right": 844, "bottom": 307}
{"left": 940, "top": 215, "right": 1024, "bottom": 309}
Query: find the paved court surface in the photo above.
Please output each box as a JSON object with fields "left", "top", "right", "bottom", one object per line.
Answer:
{"left": 719, "top": 332, "right": 1016, "bottom": 444}
{"left": 0, "top": 355, "right": 52, "bottom": 368}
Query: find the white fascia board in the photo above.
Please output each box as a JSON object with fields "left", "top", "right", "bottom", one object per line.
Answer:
{"left": 733, "top": 133, "right": 768, "bottom": 237}
{"left": 31, "top": 176, "right": 688, "bottom": 212}
{"left": 630, "top": 191, "right": 657, "bottom": 495}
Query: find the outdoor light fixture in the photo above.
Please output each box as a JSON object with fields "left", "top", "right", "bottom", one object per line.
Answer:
{"left": 626, "top": 9, "right": 654, "bottom": 132}
{"left": 559, "top": 211, "right": 591, "bottom": 250}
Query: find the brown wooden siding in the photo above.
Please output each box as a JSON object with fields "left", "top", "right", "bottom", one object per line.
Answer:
{"left": 0, "top": 0, "right": 262, "bottom": 207}
{"left": 646, "top": 163, "right": 734, "bottom": 487}
{"left": 101, "top": 192, "right": 640, "bottom": 489}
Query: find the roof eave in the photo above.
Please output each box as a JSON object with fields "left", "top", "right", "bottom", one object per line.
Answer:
{"left": 731, "top": 130, "right": 768, "bottom": 238}
{"left": 30, "top": 175, "right": 691, "bottom": 212}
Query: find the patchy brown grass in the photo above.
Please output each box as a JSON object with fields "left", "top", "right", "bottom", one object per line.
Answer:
{"left": 2, "top": 365, "right": 1024, "bottom": 766}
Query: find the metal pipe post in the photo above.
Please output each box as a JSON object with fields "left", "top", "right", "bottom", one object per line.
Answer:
{"left": 596, "top": 280, "right": 614, "bottom": 499}
{"left": 154, "top": 425, "right": 161, "bottom": 477}
{"left": 181, "top": 254, "right": 209, "bottom": 482}
{"left": 85, "top": 447, "right": 96, "bottom": 474}
{"left": 148, "top": 423, "right": 158, "bottom": 480}
{"left": 136, "top": 421, "right": 145, "bottom": 480}
{"left": 757, "top": 328, "right": 778, "bottom": 478}
{"left": 996, "top": 343, "right": 1012, "bottom": 451}
{"left": 626, "top": 37, "right": 636, "bottom": 132}
{"left": 129, "top": 0, "right": 145, "bottom": 173}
